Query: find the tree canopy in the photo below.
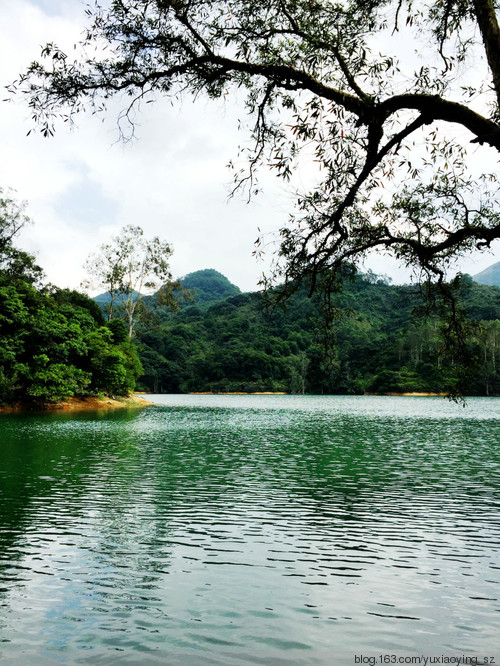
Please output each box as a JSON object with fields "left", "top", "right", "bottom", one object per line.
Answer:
{"left": 177, "top": 269, "right": 241, "bottom": 308}
{"left": 10, "top": 0, "right": 500, "bottom": 294}
{"left": 134, "top": 269, "right": 500, "bottom": 396}
{"left": 0, "top": 189, "right": 143, "bottom": 405}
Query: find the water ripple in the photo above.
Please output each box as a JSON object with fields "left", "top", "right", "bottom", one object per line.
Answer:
{"left": 0, "top": 395, "right": 499, "bottom": 661}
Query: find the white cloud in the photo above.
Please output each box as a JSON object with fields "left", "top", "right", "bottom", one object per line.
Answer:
{"left": 0, "top": 0, "right": 499, "bottom": 296}
{"left": 0, "top": 0, "right": 284, "bottom": 292}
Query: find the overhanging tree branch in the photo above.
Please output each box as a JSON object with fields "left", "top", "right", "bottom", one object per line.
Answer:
{"left": 9, "top": 0, "right": 500, "bottom": 306}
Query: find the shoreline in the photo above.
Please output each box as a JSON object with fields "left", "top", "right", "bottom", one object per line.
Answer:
{"left": 189, "top": 391, "right": 287, "bottom": 395}
{"left": 188, "top": 391, "right": 447, "bottom": 397}
{"left": 0, "top": 393, "right": 154, "bottom": 414}
{"left": 365, "top": 392, "right": 447, "bottom": 397}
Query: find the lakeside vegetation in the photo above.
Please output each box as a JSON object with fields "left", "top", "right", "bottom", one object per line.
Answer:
{"left": 0, "top": 190, "right": 143, "bottom": 407}
{"left": 0, "top": 277, "right": 142, "bottom": 406}
{"left": 3, "top": 252, "right": 500, "bottom": 405}
{"left": 2, "top": 255, "right": 500, "bottom": 405}
{"left": 135, "top": 270, "right": 500, "bottom": 397}
{"left": 2, "top": 189, "right": 500, "bottom": 406}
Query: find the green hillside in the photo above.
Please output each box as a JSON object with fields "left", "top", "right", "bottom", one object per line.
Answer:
{"left": 93, "top": 269, "right": 240, "bottom": 313}
{"left": 178, "top": 269, "right": 241, "bottom": 308}
{"left": 134, "top": 271, "right": 500, "bottom": 396}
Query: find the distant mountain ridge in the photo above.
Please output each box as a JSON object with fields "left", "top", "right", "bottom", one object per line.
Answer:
{"left": 134, "top": 269, "right": 500, "bottom": 396}
{"left": 473, "top": 261, "right": 500, "bottom": 287}
{"left": 93, "top": 290, "right": 142, "bottom": 306}
{"left": 92, "top": 269, "right": 241, "bottom": 310}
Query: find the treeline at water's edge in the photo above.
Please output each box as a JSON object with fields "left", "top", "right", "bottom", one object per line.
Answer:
{"left": 0, "top": 192, "right": 142, "bottom": 407}
{"left": 135, "top": 270, "right": 500, "bottom": 398}
{"left": 0, "top": 278, "right": 142, "bottom": 406}
{"left": 3, "top": 263, "right": 500, "bottom": 404}
{"left": 3, "top": 182, "right": 500, "bottom": 404}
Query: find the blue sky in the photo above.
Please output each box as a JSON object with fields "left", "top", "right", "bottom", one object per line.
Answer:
{"left": 1, "top": 0, "right": 499, "bottom": 293}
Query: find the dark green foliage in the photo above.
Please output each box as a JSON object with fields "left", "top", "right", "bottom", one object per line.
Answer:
{"left": 0, "top": 189, "right": 143, "bottom": 405}
{"left": 25, "top": 355, "right": 91, "bottom": 403}
{"left": 51, "top": 288, "right": 106, "bottom": 326}
{"left": 178, "top": 269, "right": 241, "bottom": 309}
{"left": 86, "top": 329, "right": 141, "bottom": 396}
{"left": 106, "top": 318, "right": 129, "bottom": 343}
{"left": 135, "top": 271, "right": 500, "bottom": 396}
{"left": 0, "top": 276, "right": 142, "bottom": 405}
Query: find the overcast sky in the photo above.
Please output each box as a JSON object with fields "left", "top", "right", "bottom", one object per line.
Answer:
{"left": 1, "top": 0, "right": 499, "bottom": 294}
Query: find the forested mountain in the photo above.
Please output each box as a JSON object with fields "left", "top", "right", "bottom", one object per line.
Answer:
{"left": 135, "top": 271, "right": 500, "bottom": 396}
{"left": 177, "top": 269, "right": 241, "bottom": 308}
{"left": 473, "top": 261, "right": 500, "bottom": 287}
{"left": 94, "top": 270, "right": 240, "bottom": 316}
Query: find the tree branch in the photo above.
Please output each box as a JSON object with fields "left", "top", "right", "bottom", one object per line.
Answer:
{"left": 381, "top": 93, "right": 500, "bottom": 150}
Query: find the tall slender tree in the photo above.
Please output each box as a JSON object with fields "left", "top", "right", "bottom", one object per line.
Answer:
{"left": 83, "top": 225, "right": 181, "bottom": 338}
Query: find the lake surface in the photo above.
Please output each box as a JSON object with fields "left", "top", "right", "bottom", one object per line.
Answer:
{"left": 0, "top": 395, "right": 499, "bottom": 664}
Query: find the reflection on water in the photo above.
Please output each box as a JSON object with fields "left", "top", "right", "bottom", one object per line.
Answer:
{"left": 0, "top": 395, "right": 499, "bottom": 663}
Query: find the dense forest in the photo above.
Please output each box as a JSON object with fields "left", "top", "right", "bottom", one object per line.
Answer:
{"left": 135, "top": 269, "right": 500, "bottom": 397}
{"left": 0, "top": 191, "right": 142, "bottom": 406}
{"left": 0, "top": 280, "right": 142, "bottom": 405}
{"left": 2, "top": 184, "right": 500, "bottom": 406}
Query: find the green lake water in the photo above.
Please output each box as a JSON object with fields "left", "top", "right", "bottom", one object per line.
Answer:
{"left": 0, "top": 394, "right": 499, "bottom": 664}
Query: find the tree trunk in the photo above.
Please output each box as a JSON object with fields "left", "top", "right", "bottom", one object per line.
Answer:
{"left": 473, "top": 0, "right": 500, "bottom": 107}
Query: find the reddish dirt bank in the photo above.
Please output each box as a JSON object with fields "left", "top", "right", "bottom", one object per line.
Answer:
{"left": 0, "top": 394, "right": 154, "bottom": 414}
